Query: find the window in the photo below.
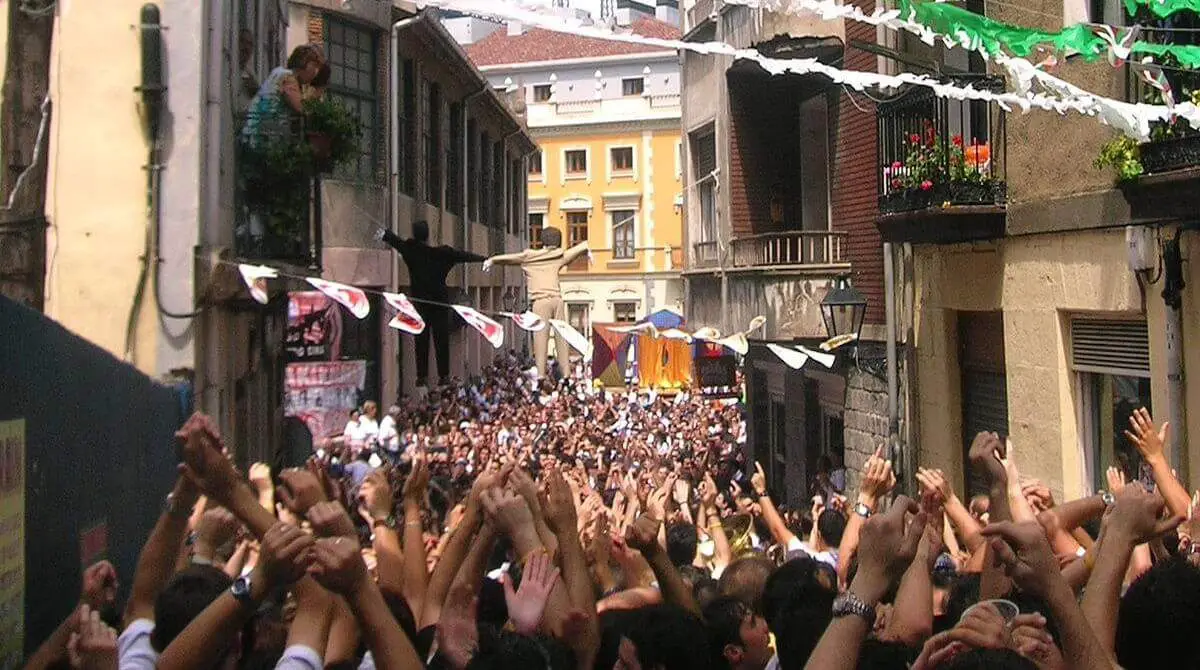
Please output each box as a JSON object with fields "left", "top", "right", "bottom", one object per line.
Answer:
{"left": 611, "top": 211, "right": 635, "bottom": 259}
{"left": 565, "top": 149, "right": 587, "bottom": 176}
{"left": 529, "top": 150, "right": 543, "bottom": 177}
{"left": 447, "top": 102, "right": 462, "bottom": 214}
{"left": 325, "top": 18, "right": 378, "bottom": 182}
{"left": 467, "top": 119, "right": 479, "bottom": 220}
{"left": 613, "top": 302, "right": 638, "bottom": 323}
{"left": 1072, "top": 317, "right": 1152, "bottom": 492}
{"left": 399, "top": 59, "right": 416, "bottom": 195}
{"left": 691, "top": 128, "right": 718, "bottom": 244}
{"left": 610, "top": 147, "right": 634, "bottom": 173}
{"left": 566, "top": 212, "right": 589, "bottom": 246}
{"left": 533, "top": 84, "right": 552, "bottom": 102}
{"left": 528, "top": 213, "right": 545, "bottom": 248}
{"left": 622, "top": 77, "right": 644, "bottom": 96}
{"left": 568, "top": 303, "right": 591, "bottom": 338}
{"left": 423, "top": 80, "right": 442, "bottom": 206}
{"left": 480, "top": 130, "right": 492, "bottom": 224}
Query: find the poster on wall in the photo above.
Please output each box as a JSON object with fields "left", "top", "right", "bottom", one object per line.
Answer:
{"left": 0, "top": 419, "right": 24, "bottom": 668}
{"left": 286, "top": 291, "right": 344, "bottom": 363}
{"left": 694, "top": 355, "right": 739, "bottom": 398}
{"left": 285, "top": 361, "right": 368, "bottom": 443}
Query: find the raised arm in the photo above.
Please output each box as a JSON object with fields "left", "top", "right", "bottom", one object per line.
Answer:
{"left": 561, "top": 241, "right": 589, "bottom": 265}
{"left": 484, "top": 249, "right": 530, "bottom": 267}
{"left": 1126, "top": 408, "right": 1192, "bottom": 518}
{"left": 626, "top": 514, "right": 700, "bottom": 617}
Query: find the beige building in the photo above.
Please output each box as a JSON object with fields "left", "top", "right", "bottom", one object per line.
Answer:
{"left": 7, "top": 0, "right": 532, "bottom": 463}
{"left": 875, "top": 6, "right": 1200, "bottom": 499}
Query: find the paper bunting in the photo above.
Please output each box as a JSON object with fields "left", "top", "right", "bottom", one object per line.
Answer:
{"left": 550, "top": 319, "right": 593, "bottom": 360}
{"left": 660, "top": 328, "right": 694, "bottom": 342}
{"left": 509, "top": 311, "right": 547, "bottom": 332}
{"left": 238, "top": 264, "right": 277, "bottom": 305}
{"left": 797, "top": 345, "right": 837, "bottom": 369}
{"left": 715, "top": 332, "right": 750, "bottom": 356}
{"left": 307, "top": 278, "right": 371, "bottom": 320}
{"left": 743, "top": 316, "right": 767, "bottom": 336}
{"left": 609, "top": 321, "right": 660, "bottom": 336}
{"left": 382, "top": 292, "right": 426, "bottom": 334}
{"left": 1123, "top": 0, "right": 1200, "bottom": 19}
{"left": 692, "top": 327, "right": 722, "bottom": 341}
{"left": 767, "top": 344, "right": 810, "bottom": 370}
{"left": 453, "top": 305, "right": 505, "bottom": 349}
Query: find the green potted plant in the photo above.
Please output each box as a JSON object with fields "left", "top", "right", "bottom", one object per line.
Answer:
{"left": 302, "top": 97, "right": 361, "bottom": 173}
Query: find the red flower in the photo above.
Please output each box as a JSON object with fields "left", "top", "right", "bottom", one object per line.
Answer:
{"left": 891, "top": 178, "right": 903, "bottom": 190}
{"left": 910, "top": 133, "right": 921, "bottom": 143}
{"left": 952, "top": 135, "right": 964, "bottom": 147}
{"left": 891, "top": 161, "right": 902, "bottom": 170}
{"left": 920, "top": 180, "right": 933, "bottom": 191}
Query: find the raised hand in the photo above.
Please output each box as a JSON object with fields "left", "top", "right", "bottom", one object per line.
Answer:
{"left": 540, "top": 470, "right": 578, "bottom": 535}
{"left": 1021, "top": 479, "right": 1055, "bottom": 512}
{"left": 403, "top": 455, "right": 430, "bottom": 504}
{"left": 277, "top": 468, "right": 327, "bottom": 516}
{"left": 1105, "top": 466, "right": 1127, "bottom": 494}
{"left": 67, "top": 605, "right": 118, "bottom": 670}
{"left": 480, "top": 487, "right": 534, "bottom": 537}
{"left": 996, "top": 438, "right": 1020, "bottom": 481}
{"left": 196, "top": 506, "right": 241, "bottom": 553}
{"left": 979, "top": 521, "right": 1063, "bottom": 598}
{"left": 482, "top": 258, "right": 493, "bottom": 272}
{"left": 306, "top": 501, "right": 357, "bottom": 538}
{"left": 1125, "top": 407, "right": 1168, "bottom": 462}
{"left": 852, "top": 495, "right": 926, "bottom": 601}
{"left": 1105, "top": 482, "right": 1183, "bottom": 545}
{"left": 308, "top": 536, "right": 368, "bottom": 596}
{"left": 177, "top": 414, "right": 240, "bottom": 504}
{"left": 968, "top": 432, "right": 1007, "bottom": 485}
{"left": 859, "top": 446, "right": 897, "bottom": 506}
{"left": 751, "top": 462, "right": 768, "bottom": 496}
{"left": 915, "top": 467, "right": 951, "bottom": 503}
{"left": 79, "top": 561, "right": 118, "bottom": 613}
{"left": 625, "top": 514, "right": 663, "bottom": 557}
{"left": 699, "top": 473, "right": 718, "bottom": 508}
{"left": 358, "top": 470, "right": 394, "bottom": 522}
{"left": 502, "top": 550, "right": 560, "bottom": 635}
{"left": 259, "top": 522, "right": 316, "bottom": 589}
{"left": 1008, "top": 612, "right": 1065, "bottom": 670}
{"left": 249, "top": 462, "right": 273, "bottom": 494}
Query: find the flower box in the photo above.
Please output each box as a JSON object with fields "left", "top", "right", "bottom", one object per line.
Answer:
{"left": 1139, "top": 134, "right": 1200, "bottom": 175}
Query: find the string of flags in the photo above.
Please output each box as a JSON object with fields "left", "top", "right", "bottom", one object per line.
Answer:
{"left": 236, "top": 261, "right": 770, "bottom": 361}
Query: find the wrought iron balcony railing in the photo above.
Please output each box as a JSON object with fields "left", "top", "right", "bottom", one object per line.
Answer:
{"left": 877, "top": 74, "right": 1007, "bottom": 214}
{"left": 1126, "top": 26, "right": 1200, "bottom": 175}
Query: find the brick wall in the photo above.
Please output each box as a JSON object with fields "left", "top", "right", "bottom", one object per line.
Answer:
{"left": 831, "top": 2, "right": 886, "bottom": 326}
{"left": 842, "top": 364, "right": 907, "bottom": 496}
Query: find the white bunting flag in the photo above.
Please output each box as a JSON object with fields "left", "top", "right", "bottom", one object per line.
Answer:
{"left": 382, "top": 292, "right": 425, "bottom": 334}
{"left": 660, "top": 328, "right": 694, "bottom": 342}
{"left": 715, "top": 332, "right": 749, "bottom": 356}
{"left": 797, "top": 345, "right": 836, "bottom": 369}
{"left": 453, "top": 305, "right": 505, "bottom": 349}
{"left": 767, "top": 343, "right": 809, "bottom": 370}
{"left": 609, "top": 321, "right": 658, "bottom": 336}
{"left": 509, "top": 311, "right": 547, "bottom": 332}
{"left": 692, "top": 327, "right": 722, "bottom": 341}
{"left": 238, "top": 264, "right": 277, "bottom": 305}
{"left": 742, "top": 315, "right": 767, "bottom": 336}
{"left": 307, "top": 278, "right": 371, "bottom": 320}
{"left": 550, "top": 319, "right": 593, "bottom": 360}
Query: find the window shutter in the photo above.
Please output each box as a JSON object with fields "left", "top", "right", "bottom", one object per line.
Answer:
{"left": 1070, "top": 317, "right": 1150, "bottom": 378}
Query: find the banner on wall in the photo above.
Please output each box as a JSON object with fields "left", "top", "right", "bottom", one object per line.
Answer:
{"left": 284, "top": 361, "right": 367, "bottom": 441}
{"left": 286, "top": 291, "right": 344, "bottom": 363}
{"left": 695, "top": 355, "right": 739, "bottom": 398}
{"left": 0, "top": 419, "right": 25, "bottom": 668}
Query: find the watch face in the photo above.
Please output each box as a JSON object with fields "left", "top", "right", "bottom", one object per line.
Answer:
{"left": 232, "top": 576, "right": 252, "bottom": 599}
{"left": 854, "top": 503, "right": 871, "bottom": 517}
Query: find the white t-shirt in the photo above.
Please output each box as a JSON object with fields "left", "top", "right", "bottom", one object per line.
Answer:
{"left": 378, "top": 416, "right": 399, "bottom": 452}
{"left": 358, "top": 417, "right": 380, "bottom": 445}
{"left": 786, "top": 536, "right": 838, "bottom": 569}
{"left": 118, "top": 619, "right": 158, "bottom": 670}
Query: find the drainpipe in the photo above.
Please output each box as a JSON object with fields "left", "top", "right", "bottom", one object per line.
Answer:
{"left": 1162, "top": 230, "right": 1188, "bottom": 480}
{"left": 884, "top": 241, "right": 905, "bottom": 489}
{"left": 461, "top": 85, "right": 489, "bottom": 289}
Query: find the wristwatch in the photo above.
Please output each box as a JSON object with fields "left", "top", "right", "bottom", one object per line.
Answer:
{"left": 231, "top": 575, "right": 255, "bottom": 607}
{"left": 373, "top": 516, "right": 398, "bottom": 530}
{"left": 163, "top": 493, "right": 191, "bottom": 519}
{"left": 1099, "top": 490, "right": 1116, "bottom": 507}
{"left": 853, "top": 502, "right": 873, "bottom": 519}
{"left": 832, "top": 591, "right": 876, "bottom": 626}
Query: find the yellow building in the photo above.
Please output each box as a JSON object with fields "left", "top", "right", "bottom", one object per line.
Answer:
{"left": 461, "top": 9, "right": 684, "bottom": 336}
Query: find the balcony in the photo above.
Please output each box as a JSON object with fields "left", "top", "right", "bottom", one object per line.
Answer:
{"left": 729, "top": 231, "right": 847, "bottom": 269}
{"left": 875, "top": 74, "right": 1007, "bottom": 245}
{"left": 693, "top": 240, "right": 720, "bottom": 268}
{"left": 1117, "top": 27, "right": 1200, "bottom": 221}
{"left": 235, "top": 111, "right": 323, "bottom": 269}
{"left": 527, "top": 94, "right": 681, "bottom": 128}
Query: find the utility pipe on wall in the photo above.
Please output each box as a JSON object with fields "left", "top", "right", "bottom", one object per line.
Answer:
{"left": 1162, "top": 230, "right": 1188, "bottom": 481}
{"left": 389, "top": 13, "right": 426, "bottom": 238}
{"left": 884, "top": 242, "right": 904, "bottom": 486}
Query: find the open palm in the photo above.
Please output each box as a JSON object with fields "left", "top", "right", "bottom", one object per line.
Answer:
{"left": 502, "top": 550, "right": 560, "bottom": 635}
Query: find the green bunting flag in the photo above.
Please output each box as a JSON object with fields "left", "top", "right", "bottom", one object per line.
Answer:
{"left": 1123, "top": 0, "right": 1200, "bottom": 18}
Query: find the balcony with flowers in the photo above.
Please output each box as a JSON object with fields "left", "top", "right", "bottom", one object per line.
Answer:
{"left": 875, "top": 74, "right": 1008, "bottom": 244}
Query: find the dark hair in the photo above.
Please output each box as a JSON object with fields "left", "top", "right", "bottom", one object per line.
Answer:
{"left": 413, "top": 220, "right": 430, "bottom": 243}
{"left": 1116, "top": 556, "right": 1200, "bottom": 670}
{"left": 151, "top": 565, "right": 234, "bottom": 651}
{"left": 718, "top": 557, "right": 775, "bottom": 614}
{"left": 817, "top": 509, "right": 847, "bottom": 548}
{"left": 761, "top": 557, "right": 836, "bottom": 668}
{"left": 667, "top": 522, "right": 699, "bottom": 567}
{"left": 540, "top": 227, "right": 562, "bottom": 248}
{"left": 703, "top": 596, "right": 753, "bottom": 668}
{"left": 286, "top": 44, "right": 323, "bottom": 71}
{"left": 467, "top": 626, "right": 575, "bottom": 670}
{"left": 310, "top": 62, "right": 331, "bottom": 88}
{"left": 857, "top": 639, "right": 920, "bottom": 669}
{"left": 937, "top": 572, "right": 982, "bottom": 633}
{"left": 940, "top": 648, "right": 1037, "bottom": 669}
{"left": 694, "top": 577, "right": 721, "bottom": 610}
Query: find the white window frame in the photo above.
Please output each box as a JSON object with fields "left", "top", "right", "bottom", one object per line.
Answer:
{"left": 621, "top": 77, "right": 645, "bottom": 97}
{"left": 607, "top": 144, "right": 637, "bottom": 182}
{"left": 562, "top": 147, "right": 591, "bottom": 183}
{"left": 610, "top": 210, "right": 638, "bottom": 261}
{"left": 611, "top": 300, "right": 640, "bottom": 324}
{"left": 528, "top": 149, "right": 547, "bottom": 184}
{"left": 532, "top": 83, "right": 553, "bottom": 103}
{"left": 567, "top": 301, "right": 592, "bottom": 339}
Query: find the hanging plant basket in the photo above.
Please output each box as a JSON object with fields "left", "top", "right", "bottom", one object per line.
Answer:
{"left": 1139, "top": 134, "right": 1200, "bottom": 175}
{"left": 307, "top": 131, "right": 335, "bottom": 174}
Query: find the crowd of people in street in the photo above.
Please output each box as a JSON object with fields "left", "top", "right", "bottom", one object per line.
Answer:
{"left": 24, "top": 351, "right": 1200, "bottom": 670}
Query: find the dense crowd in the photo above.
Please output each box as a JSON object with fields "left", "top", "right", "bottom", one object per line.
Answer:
{"left": 25, "top": 351, "right": 1200, "bottom": 670}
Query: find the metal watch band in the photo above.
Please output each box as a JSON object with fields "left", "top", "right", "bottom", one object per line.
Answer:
{"left": 1100, "top": 490, "right": 1116, "bottom": 507}
{"left": 832, "top": 591, "right": 876, "bottom": 625}
{"left": 853, "top": 502, "right": 872, "bottom": 519}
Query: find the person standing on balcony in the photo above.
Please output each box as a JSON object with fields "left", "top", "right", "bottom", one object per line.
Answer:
{"left": 240, "top": 44, "right": 324, "bottom": 149}
{"left": 483, "top": 227, "right": 590, "bottom": 380}
{"left": 377, "top": 221, "right": 487, "bottom": 389}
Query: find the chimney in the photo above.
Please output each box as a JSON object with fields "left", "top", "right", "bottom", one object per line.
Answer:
{"left": 507, "top": 20, "right": 525, "bottom": 36}
{"left": 655, "top": 0, "right": 680, "bottom": 25}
